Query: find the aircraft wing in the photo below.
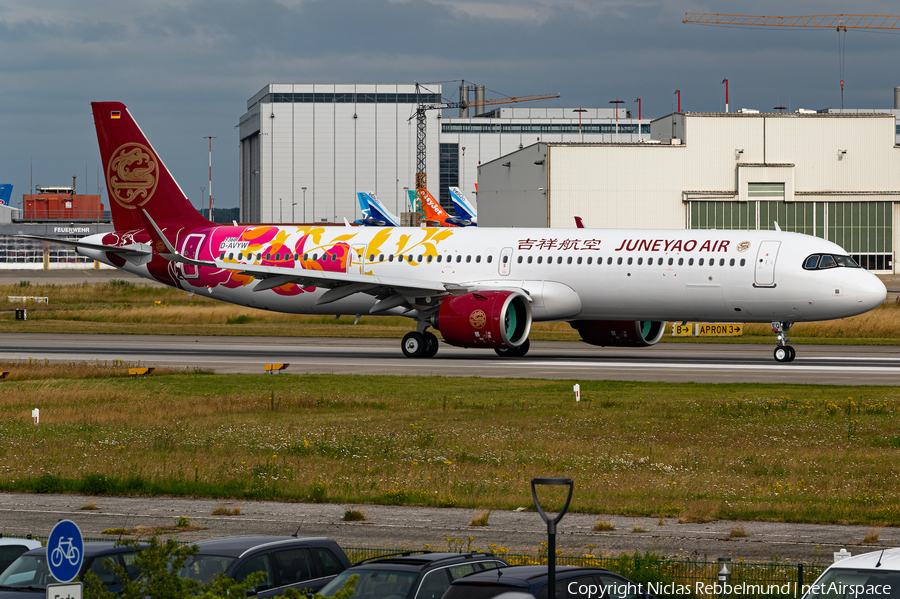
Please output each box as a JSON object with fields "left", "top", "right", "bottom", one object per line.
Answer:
{"left": 137, "top": 209, "right": 473, "bottom": 311}
{"left": 16, "top": 234, "right": 152, "bottom": 259}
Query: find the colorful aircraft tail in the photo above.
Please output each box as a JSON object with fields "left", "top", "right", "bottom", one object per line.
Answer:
{"left": 356, "top": 192, "right": 372, "bottom": 220}
{"left": 448, "top": 187, "right": 477, "bottom": 225}
{"left": 0, "top": 184, "right": 11, "bottom": 206}
{"left": 91, "top": 102, "right": 212, "bottom": 232}
{"left": 417, "top": 189, "right": 457, "bottom": 227}
{"left": 361, "top": 192, "right": 401, "bottom": 227}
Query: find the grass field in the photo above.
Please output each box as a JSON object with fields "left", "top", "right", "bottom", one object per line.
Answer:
{"left": 2, "top": 363, "right": 899, "bottom": 526}
{"left": 2, "top": 280, "right": 900, "bottom": 343}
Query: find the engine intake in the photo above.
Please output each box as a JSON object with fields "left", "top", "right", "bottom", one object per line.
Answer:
{"left": 570, "top": 320, "right": 666, "bottom": 347}
{"left": 432, "top": 290, "right": 532, "bottom": 349}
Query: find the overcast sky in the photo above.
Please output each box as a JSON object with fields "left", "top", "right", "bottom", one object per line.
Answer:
{"left": 2, "top": 0, "right": 899, "bottom": 211}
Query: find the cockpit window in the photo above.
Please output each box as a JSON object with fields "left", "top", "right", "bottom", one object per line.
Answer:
{"left": 834, "top": 255, "right": 859, "bottom": 267}
{"left": 803, "top": 254, "right": 860, "bottom": 270}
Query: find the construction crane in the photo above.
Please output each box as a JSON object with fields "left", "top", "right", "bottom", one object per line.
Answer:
{"left": 682, "top": 14, "right": 900, "bottom": 109}
{"left": 412, "top": 83, "right": 559, "bottom": 198}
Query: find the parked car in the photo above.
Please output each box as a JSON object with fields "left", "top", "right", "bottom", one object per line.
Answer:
{"left": 318, "top": 551, "right": 509, "bottom": 599}
{"left": 0, "top": 542, "right": 144, "bottom": 598}
{"left": 442, "top": 565, "right": 654, "bottom": 599}
{"left": 177, "top": 535, "right": 351, "bottom": 596}
{"left": 801, "top": 548, "right": 900, "bottom": 599}
{"left": 0, "top": 539, "right": 42, "bottom": 576}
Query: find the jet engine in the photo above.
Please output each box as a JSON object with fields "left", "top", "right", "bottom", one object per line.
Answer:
{"left": 570, "top": 320, "right": 666, "bottom": 347}
{"left": 432, "top": 290, "right": 532, "bottom": 349}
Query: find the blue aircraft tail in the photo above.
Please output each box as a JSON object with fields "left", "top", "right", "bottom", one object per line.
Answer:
{"left": 358, "top": 192, "right": 401, "bottom": 227}
{"left": 448, "top": 187, "right": 477, "bottom": 226}
{"left": 0, "top": 184, "right": 12, "bottom": 206}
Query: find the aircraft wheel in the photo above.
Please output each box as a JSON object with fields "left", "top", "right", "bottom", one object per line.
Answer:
{"left": 785, "top": 345, "right": 796, "bottom": 362}
{"left": 402, "top": 332, "right": 426, "bottom": 358}
{"left": 494, "top": 339, "right": 530, "bottom": 358}
{"left": 423, "top": 332, "right": 439, "bottom": 358}
{"left": 774, "top": 346, "right": 790, "bottom": 363}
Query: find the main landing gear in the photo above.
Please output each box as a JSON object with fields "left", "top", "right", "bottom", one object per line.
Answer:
{"left": 494, "top": 338, "right": 530, "bottom": 358}
{"left": 771, "top": 321, "right": 795, "bottom": 363}
{"left": 401, "top": 329, "right": 439, "bottom": 358}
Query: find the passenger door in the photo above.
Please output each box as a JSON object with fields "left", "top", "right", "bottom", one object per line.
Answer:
{"left": 349, "top": 244, "right": 367, "bottom": 274}
{"left": 499, "top": 247, "right": 513, "bottom": 276}
{"left": 180, "top": 234, "right": 205, "bottom": 278}
{"left": 754, "top": 240, "right": 781, "bottom": 287}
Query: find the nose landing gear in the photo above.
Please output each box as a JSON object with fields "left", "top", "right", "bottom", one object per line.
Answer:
{"left": 771, "top": 321, "right": 795, "bottom": 363}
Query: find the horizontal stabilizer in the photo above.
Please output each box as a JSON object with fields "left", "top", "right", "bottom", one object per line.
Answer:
{"left": 16, "top": 235, "right": 151, "bottom": 259}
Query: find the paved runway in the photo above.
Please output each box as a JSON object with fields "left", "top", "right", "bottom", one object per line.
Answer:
{"left": 2, "top": 333, "right": 898, "bottom": 384}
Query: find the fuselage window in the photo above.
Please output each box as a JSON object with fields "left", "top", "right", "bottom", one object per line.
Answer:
{"left": 378, "top": 254, "right": 384, "bottom": 262}
{"left": 487, "top": 255, "right": 493, "bottom": 263}
{"left": 417, "top": 255, "right": 422, "bottom": 262}
{"left": 303, "top": 253, "right": 309, "bottom": 260}
{"left": 476, "top": 255, "right": 481, "bottom": 263}
{"left": 427, "top": 255, "right": 433, "bottom": 263}
{"left": 238, "top": 252, "right": 243, "bottom": 260}
{"left": 517, "top": 256, "right": 523, "bottom": 264}
{"left": 389, "top": 254, "right": 394, "bottom": 262}
{"left": 294, "top": 253, "right": 300, "bottom": 260}
{"left": 668, "top": 257, "right": 674, "bottom": 266}
{"left": 528, "top": 256, "right": 533, "bottom": 264}
{"left": 407, "top": 255, "right": 413, "bottom": 263}
{"left": 688, "top": 258, "right": 694, "bottom": 266}
{"left": 617, "top": 257, "right": 623, "bottom": 265}
{"left": 586, "top": 257, "right": 592, "bottom": 265}
{"left": 608, "top": 257, "right": 614, "bottom": 265}
{"left": 537, "top": 256, "right": 543, "bottom": 264}
{"left": 567, "top": 257, "right": 573, "bottom": 265}
{"left": 698, "top": 258, "right": 704, "bottom": 266}
{"left": 678, "top": 258, "right": 683, "bottom": 266}
{"left": 466, "top": 255, "right": 471, "bottom": 263}
{"left": 719, "top": 258, "right": 725, "bottom": 266}
{"left": 436, "top": 255, "right": 442, "bottom": 263}
{"left": 275, "top": 253, "right": 281, "bottom": 260}
{"left": 740, "top": 258, "right": 745, "bottom": 266}
{"left": 637, "top": 257, "right": 643, "bottom": 265}
{"left": 313, "top": 253, "right": 319, "bottom": 261}
{"left": 369, "top": 254, "right": 375, "bottom": 261}
{"left": 219, "top": 253, "right": 225, "bottom": 260}
{"left": 228, "top": 252, "right": 234, "bottom": 260}
{"left": 627, "top": 257, "right": 633, "bottom": 265}
{"left": 265, "top": 253, "right": 271, "bottom": 260}
{"left": 398, "top": 254, "right": 404, "bottom": 262}
{"left": 730, "top": 258, "right": 735, "bottom": 266}
{"left": 457, "top": 255, "right": 462, "bottom": 263}
{"left": 558, "top": 256, "right": 563, "bottom": 264}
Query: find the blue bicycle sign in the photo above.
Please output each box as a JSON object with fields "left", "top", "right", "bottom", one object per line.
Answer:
{"left": 48, "top": 520, "right": 84, "bottom": 582}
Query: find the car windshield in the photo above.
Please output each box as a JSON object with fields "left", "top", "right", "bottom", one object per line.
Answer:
{"left": 803, "top": 568, "right": 900, "bottom": 599}
{"left": 0, "top": 555, "right": 60, "bottom": 590}
{"left": 177, "top": 555, "right": 236, "bottom": 583}
{"left": 318, "top": 569, "right": 417, "bottom": 598}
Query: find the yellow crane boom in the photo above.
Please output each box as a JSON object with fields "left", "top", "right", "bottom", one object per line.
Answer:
{"left": 682, "top": 13, "right": 900, "bottom": 29}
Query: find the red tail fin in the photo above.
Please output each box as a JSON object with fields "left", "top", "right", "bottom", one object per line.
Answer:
{"left": 92, "top": 102, "right": 212, "bottom": 231}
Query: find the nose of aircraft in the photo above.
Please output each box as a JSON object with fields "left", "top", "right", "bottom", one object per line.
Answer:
{"left": 858, "top": 271, "right": 887, "bottom": 312}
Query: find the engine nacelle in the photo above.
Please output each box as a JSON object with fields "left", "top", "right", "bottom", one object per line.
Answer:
{"left": 570, "top": 320, "right": 666, "bottom": 347}
{"left": 432, "top": 291, "right": 532, "bottom": 349}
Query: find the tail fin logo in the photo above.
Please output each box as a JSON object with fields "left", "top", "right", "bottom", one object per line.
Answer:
{"left": 107, "top": 143, "right": 159, "bottom": 210}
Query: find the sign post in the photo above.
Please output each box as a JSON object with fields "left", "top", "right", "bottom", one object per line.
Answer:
{"left": 47, "top": 520, "right": 84, "bottom": 584}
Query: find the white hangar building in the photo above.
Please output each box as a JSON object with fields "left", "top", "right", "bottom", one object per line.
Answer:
{"left": 477, "top": 111, "right": 900, "bottom": 273}
{"left": 238, "top": 83, "right": 648, "bottom": 224}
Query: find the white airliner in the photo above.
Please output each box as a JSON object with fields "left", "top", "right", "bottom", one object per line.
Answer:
{"left": 24, "top": 103, "right": 887, "bottom": 363}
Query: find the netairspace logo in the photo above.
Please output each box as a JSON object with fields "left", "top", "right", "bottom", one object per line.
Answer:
{"left": 567, "top": 581, "right": 893, "bottom": 598}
